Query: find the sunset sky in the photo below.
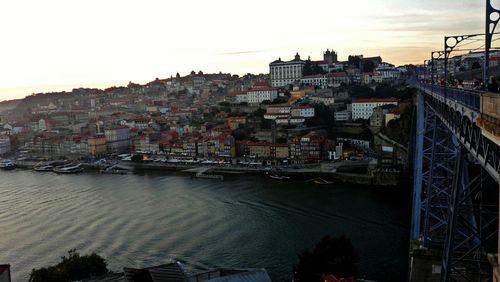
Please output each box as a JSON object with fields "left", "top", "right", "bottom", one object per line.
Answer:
{"left": 0, "top": 0, "right": 486, "bottom": 101}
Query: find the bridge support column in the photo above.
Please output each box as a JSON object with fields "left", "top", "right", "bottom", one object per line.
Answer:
{"left": 496, "top": 182, "right": 500, "bottom": 282}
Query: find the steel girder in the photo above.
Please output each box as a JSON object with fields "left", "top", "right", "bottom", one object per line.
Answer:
{"left": 441, "top": 147, "right": 498, "bottom": 281}
{"left": 412, "top": 92, "right": 457, "bottom": 245}
{"left": 412, "top": 89, "right": 499, "bottom": 281}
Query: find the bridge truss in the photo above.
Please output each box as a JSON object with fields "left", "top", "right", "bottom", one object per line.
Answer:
{"left": 412, "top": 85, "right": 500, "bottom": 281}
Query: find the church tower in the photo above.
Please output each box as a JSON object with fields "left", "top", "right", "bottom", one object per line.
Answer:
{"left": 324, "top": 49, "right": 338, "bottom": 64}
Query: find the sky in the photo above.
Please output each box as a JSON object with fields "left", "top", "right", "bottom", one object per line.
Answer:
{"left": 0, "top": 0, "right": 487, "bottom": 101}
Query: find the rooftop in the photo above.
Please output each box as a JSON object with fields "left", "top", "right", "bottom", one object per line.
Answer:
{"left": 86, "top": 262, "right": 271, "bottom": 282}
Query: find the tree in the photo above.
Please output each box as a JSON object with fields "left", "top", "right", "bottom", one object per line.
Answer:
{"left": 306, "top": 104, "right": 335, "bottom": 127}
{"left": 29, "top": 250, "right": 108, "bottom": 282}
{"left": 232, "top": 124, "right": 255, "bottom": 141}
{"left": 293, "top": 236, "right": 359, "bottom": 282}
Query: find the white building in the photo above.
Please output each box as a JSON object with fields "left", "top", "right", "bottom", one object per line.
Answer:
{"left": 351, "top": 98, "right": 398, "bottom": 120}
{"left": 0, "top": 136, "right": 10, "bottom": 155}
{"left": 362, "top": 73, "right": 383, "bottom": 84}
{"left": 225, "top": 91, "right": 248, "bottom": 104}
{"left": 264, "top": 104, "right": 314, "bottom": 125}
{"left": 38, "top": 119, "right": 47, "bottom": 131}
{"left": 334, "top": 110, "right": 351, "bottom": 122}
{"left": 246, "top": 87, "right": 278, "bottom": 104}
{"left": 291, "top": 106, "right": 315, "bottom": 118}
{"left": 329, "top": 72, "right": 351, "bottom": 86}
{"left": 375, "top": 63, "right": 400, "bottom": 80}
{"left": 300, "top": 75, "right": 328, "bottom": 88}
{"left": 269, "top": 53, "right": 305, "bottom": 87}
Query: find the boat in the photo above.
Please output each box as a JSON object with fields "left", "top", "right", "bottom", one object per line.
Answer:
{"left": 313, "top": 178, "right": 335, "bottom": 185}
{"left": 53, "top": 163, "right": 83, "bottom": 174}
{"left": 34, "top": 165, "right": 54, "bottom": 172}
{"left": 0, "top": 159, "right": 15, "bottom": 170}
{"left": 100, "top": 165, "right": 129, "bottom": 175}
{"left": 266, "top": 172, "right": 290, "bottom": 180}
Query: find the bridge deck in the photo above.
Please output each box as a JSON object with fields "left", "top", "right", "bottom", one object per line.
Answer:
{"left": 417, "top": 83, "right": 500, "bottom": 184}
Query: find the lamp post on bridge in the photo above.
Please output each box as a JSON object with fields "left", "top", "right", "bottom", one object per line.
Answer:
{"left": 431, "top": 51, "right": 445, "bottom": 93}
{"left": 444, "top": 34, "right": 482, "bottom": 97}
{"left": 424, "top": 60, "right": 430, "bottom": 83}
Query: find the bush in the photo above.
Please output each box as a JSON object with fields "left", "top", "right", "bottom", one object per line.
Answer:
{"left": 29, "top": 250, "right": 108, "bottom": 282}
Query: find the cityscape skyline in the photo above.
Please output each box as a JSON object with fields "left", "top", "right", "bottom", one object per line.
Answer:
{"left": 0, "top": 0, "right": 484, "bottom": 102}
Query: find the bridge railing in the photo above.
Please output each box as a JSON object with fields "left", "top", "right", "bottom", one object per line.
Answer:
{"left": 418, "top": 83, "right": 481, "bottom": 112}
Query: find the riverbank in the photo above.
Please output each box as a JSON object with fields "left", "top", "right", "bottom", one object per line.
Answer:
{"left": 12, "top": 158, "right": 402, "bottom": 186}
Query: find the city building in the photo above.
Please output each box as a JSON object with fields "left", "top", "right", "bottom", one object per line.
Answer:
{"left": 291, "top": 106, "right": 315, "bottom": 118}
{"left": 370, "top": 106, "right": 387, "bottom": 127}
{"left": 385, "top": 108, "right": 402, "bottom": 126}
{"left": 0, "top": 136, "right": 10, "bottom": 155}
{"left": 225, "top": 91, "right": 248, "bottom": 104}
{"left": 269, "top": 53, "right": 305, "bottom": 87}
{"left": 104, "top": 126, "right": 130, "bottom": 153}
{"left": 375, "top": 63, "right": 400, "bottom": 80}
{"left": 88, "top": 134, "right": 107, "bottom": 157}
{"left": 351, "top": 98, "right": 398, "bottom": 120}
{"left": 246, "top": 87, "right": 278, "bottom": 104}
{"left": 329, "top": 72, "right": 351, "bottom": 86}
{"left": 300, "top": 74, "right": 328, "bottom": 88}
{"left": 334, "top": 109, "right": 352, "bottom": 122}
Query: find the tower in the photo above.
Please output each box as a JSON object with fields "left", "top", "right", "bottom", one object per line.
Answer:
{"left": 324, "top": 49, "right": 338, "bottom": 64}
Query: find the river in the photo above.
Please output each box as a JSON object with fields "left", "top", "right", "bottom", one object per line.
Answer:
{"left": 0, "top": 169, "right": 410, "bottom": 281}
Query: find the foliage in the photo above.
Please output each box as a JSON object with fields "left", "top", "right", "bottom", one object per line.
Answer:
{"left": 262, "top": 97, "right": 288, "bottom": 105}
{"left": 293, "top": 236, "right": 359, "bottom": 282}
{"left": 303, "top": 60, "right": 327, "bottom": 76}
{"left": 305, "top": 104, "right": 335, "bottom": 127}
{"left": 29, "top": 250, "right": 108, "bottom": 282}
{"left": 382, "top": 105, "right": 414, "bottom": 146}
{"left": 247, "top": 108, "right": 266, "bottom": 120}
{"left": 232, "top": 124, "right": 255, "bottom": 141}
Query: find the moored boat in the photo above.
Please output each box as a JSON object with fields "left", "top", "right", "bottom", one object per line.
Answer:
{"left": 266, "top": 172, "right": 290, "bottom": 180}
{"left": 34, "top": 165, "right": 54, "bottom": 172}
{"left": 53, "top": 163, "right": 83, "bottom": 174}
{"left": 0, "top": 159, "right": 15, "bottom": 170}
{"left": 313, "top": 178, "right": 335, "bottom": 185}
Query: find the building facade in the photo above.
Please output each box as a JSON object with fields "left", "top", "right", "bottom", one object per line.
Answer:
{"left": 0, "top": 136, "right": 10, "bottom": 155}
{"left": 269, "top": 53, "right": 305, "bottom": 87}
{"left": 351, "top": 98, "right": 398, "bottom": 120}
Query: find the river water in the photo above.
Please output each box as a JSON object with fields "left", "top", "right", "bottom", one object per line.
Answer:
{"left": 0, "top": 170, "right": 410, "bottom": 281}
